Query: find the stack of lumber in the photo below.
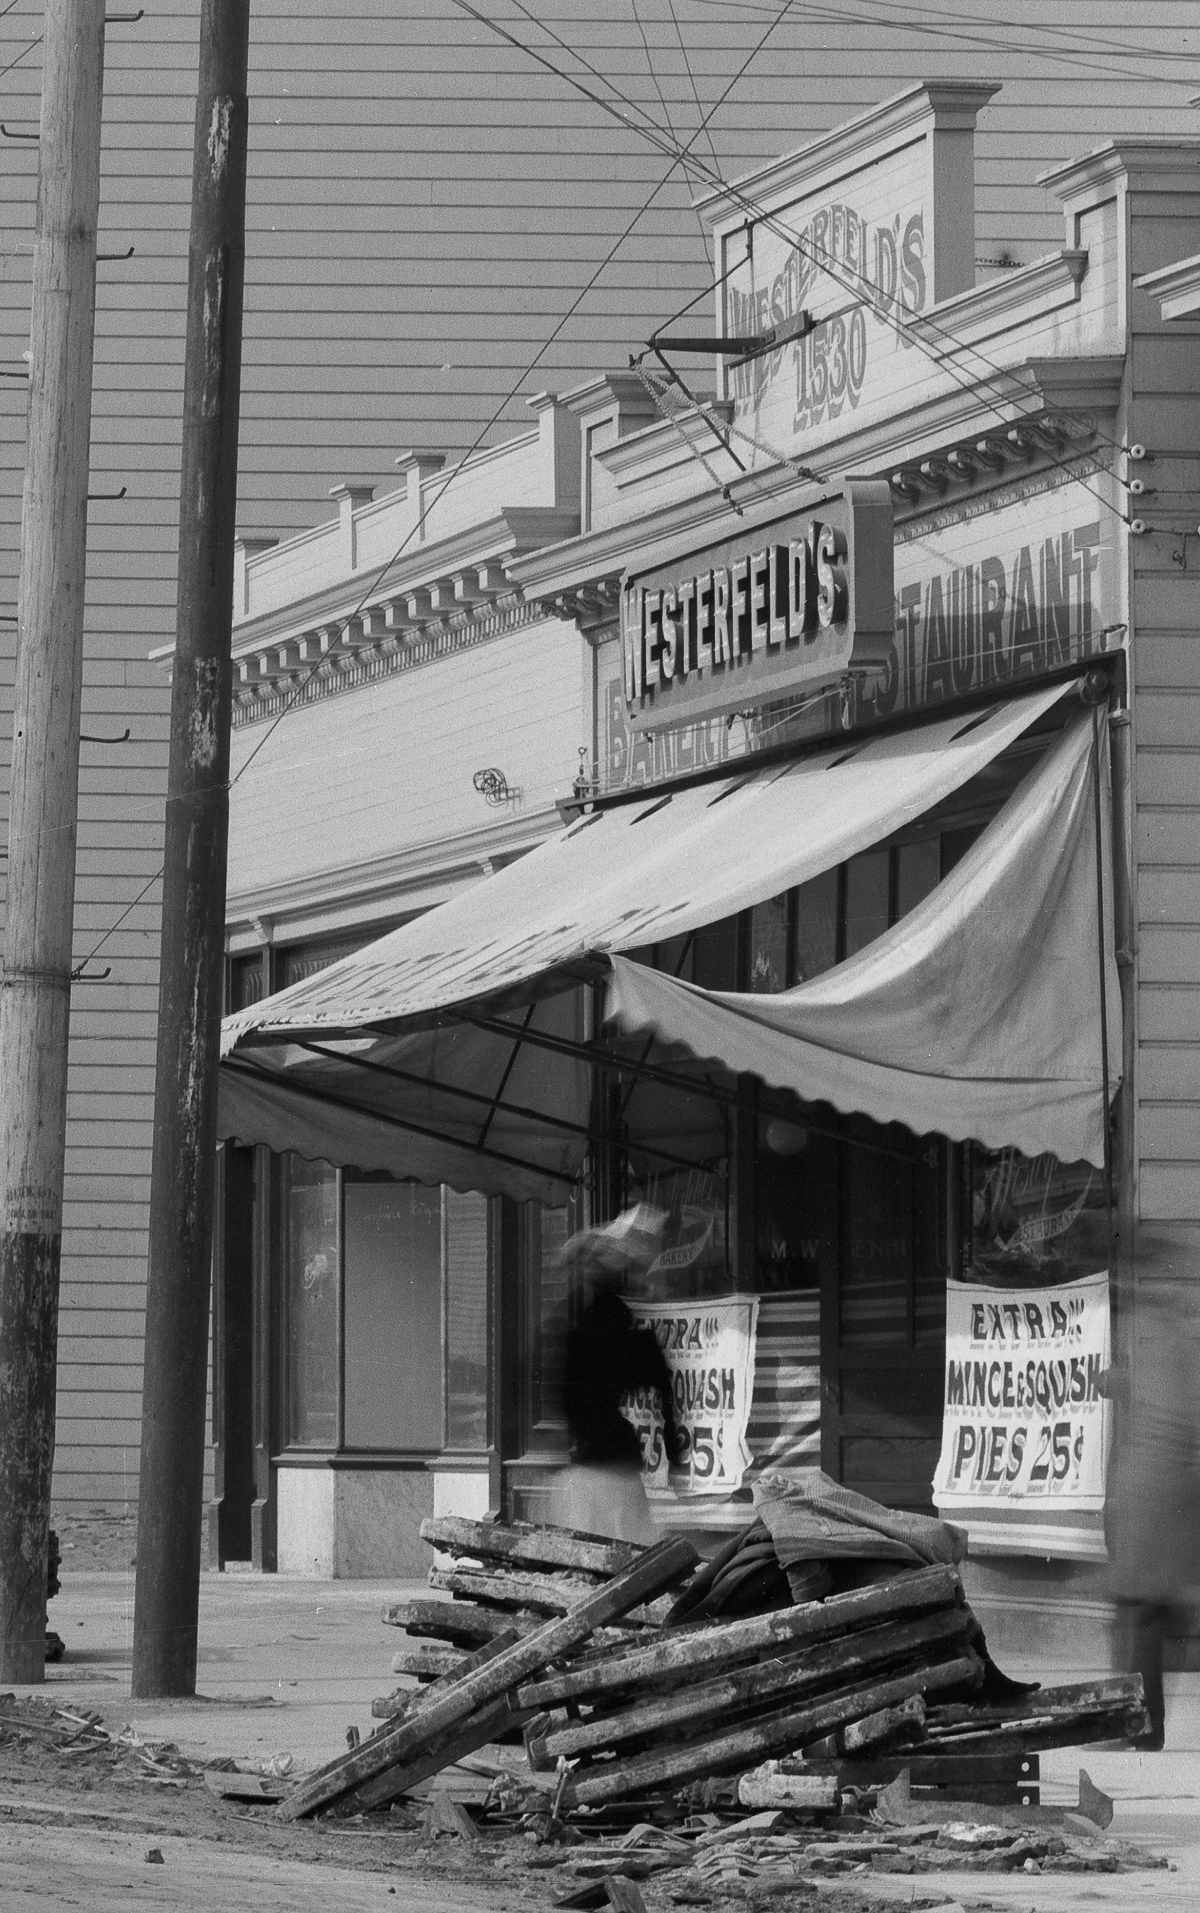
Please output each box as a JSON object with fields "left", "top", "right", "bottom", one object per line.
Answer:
{"left": 279, "top": 1534, "right": 700, "bottom": 1820}
{"left": 374, "top": 1517, "right": 671, "bottom": 1718}
{"left": 518, "top": 1561, "right": 983, "bottom": 1808}
{"left": 281, "top": 1518, "right": 1150, "bottom": 1823}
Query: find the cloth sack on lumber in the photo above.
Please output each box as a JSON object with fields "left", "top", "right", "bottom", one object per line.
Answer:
{"left": 754, "top": 1468, "right": 966, "bottom": 1583}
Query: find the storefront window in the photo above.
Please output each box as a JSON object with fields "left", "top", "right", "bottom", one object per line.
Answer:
{"left": 844, "top": 847, "right": 890, "bottom": 958}
{"left": 282, "top": 1154, "right": 450, "bottom": 1452}
{"left": 793, "top": 869, "right": 838, "bottom": 982}
{"left": 445, "top": 1190, "right": 490, "bottom": 1450}
{"left": 748, "top": 893, "right": 789, "bottom": 993}
{"left": 284, "top": 1155, "right": 340, "bottom": 1447}
{"left": 530, "top": 1199, "right": 575, "bottom": 1433}
{"left": 964, "top": 1146, "right": 1109, "bottom": 1287}
{"left": 343, "top": 1177, "right": 443, "bottom": 1449}
{"left": 756, "top": 1120, "right": 831, "bottom": 1291}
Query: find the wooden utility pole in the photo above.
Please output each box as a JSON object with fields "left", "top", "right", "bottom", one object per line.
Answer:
{"left": 132, "top": 0, "right": 250, "bottom": 1698}
{"left": 0, "top": 0, "right": 105, "bottom": 1684}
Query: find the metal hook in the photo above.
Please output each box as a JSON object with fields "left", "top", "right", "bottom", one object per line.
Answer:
{"left": 104, "top": 9, "right": 145, "bottom": 19}
{"left": 0, "top": 123, "right": 37, "bottom": 141}
{"left": 87, "top": 486, "right": 127, "bottom": 502}
{"left": 80, "top": 727, "right": 131, "bottom": 745}
{"left": 98, "top": 245, "right": 135, "bottom": 262}
{"left": 71, "top": 963, "right": 112, "bottom": 982}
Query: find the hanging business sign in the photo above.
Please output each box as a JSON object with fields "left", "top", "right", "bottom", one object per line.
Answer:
{"left": 932, "top": 1272, "right": 1111, "bottom": 1518}
{"left": 621, "top": 479, "right": 894, "bottom": 730}
{"left": 620, "top": 1293, "right": 759, "bottom": 1500}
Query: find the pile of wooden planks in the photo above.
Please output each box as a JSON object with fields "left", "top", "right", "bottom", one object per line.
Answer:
{"left": 279, "top": 1533, "right": 700, "bottom": 1820}
{"left": 281, "top": 1517, "right": 1151, "bottom": 1823}
{"left": 519, "top": 1561, "right": 983, "bottom": 1808}
{"left": 374, "top": 1516, "right": 670, "bottom": 1717}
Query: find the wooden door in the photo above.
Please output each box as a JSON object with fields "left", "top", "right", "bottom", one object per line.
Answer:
{"left": 821, "top": 1125, "right": 947, "bottom": 1512}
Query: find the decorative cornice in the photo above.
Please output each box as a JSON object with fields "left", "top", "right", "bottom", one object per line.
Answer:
{"left": 1136, "top": 251, "right": 1200, "bottom": 323}
{"left": 228, "top": 599, "right": 550, "bottom": 727}
{"left": 695, "top": 81, "right": 1001, "bottom": 227}
{"left": 508, "top": 356, "right": 1123, "bottom": 615}
{"left": 1039, "top": 139, "right": 1200, "bottom": 210}
{"left": 151, "top": 504, "right": 581, "bottom": 714}
{"left": 906, "top": 249, "right": 1087, "bottom": 342}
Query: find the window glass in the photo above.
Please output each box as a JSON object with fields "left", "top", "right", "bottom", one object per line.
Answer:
{"left": 896, "top": 839, "right": 941, "bottom": 920}
{"left": 748, "top": 893, "right": 789, "bottom": 993}
{"left": 844, "top": 848, "right": 890, "bottom": 958}
{"left": 793, "top": 868, "right": 838, "bottom": 982}
{"left": 445, "top": 1190, "right": 489, "bottom": 1451}
{"left": 654, "top": 933, "right": 693, "bottom": 982}
{"left": 627, "top": 1162, "right": 730, "bottom": 1300}
{"left": 343, "top": 1178, "right": 443, "bottom": 1449}
{"left": 531, "top": 1200, "right": 575, "bottom": 1432}
{"left": 941, "top": 823, "right": 985, "bottom": 880}
{"left": 839, "top": 1141, "right": 915, "bottom": 1348}
{"left": 693, "top": 914, "right": 741, "bottom": 991}
{"left": 756, "top": 1119, "right": 833, "bottom": 1290}
{"left": 284, "top": 1156, "right": 339, "bottom": 1447}
{"left": 965, "top": 1146, "right": 1109, "bottom": 1288}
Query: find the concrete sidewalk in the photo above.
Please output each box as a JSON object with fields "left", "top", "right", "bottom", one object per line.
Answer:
{"left": 10, "top": 1567, "right": 1200, "bottom": 1906}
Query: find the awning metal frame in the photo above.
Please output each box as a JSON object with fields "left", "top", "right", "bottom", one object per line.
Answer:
{"left": 447, "top": 1004, "right": 932, "bottom": 1169}
{"left": 259, "top": 1035, "right": 722, "bottom": 1180}
{"left": 222, "top": 1051, "right": 581, "bottom": 1188}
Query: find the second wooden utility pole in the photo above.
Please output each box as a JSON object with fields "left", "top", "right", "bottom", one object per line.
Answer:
{"left": 132, "top": 0, "right": 251, "bottom": 1698}
{"left": 0, "top": 0, "right": 105, "bottom": 1684}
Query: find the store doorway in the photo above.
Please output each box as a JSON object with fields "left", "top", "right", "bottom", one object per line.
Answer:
{"left": 820, "top": 1124, "right": 947, "bottom": 1511}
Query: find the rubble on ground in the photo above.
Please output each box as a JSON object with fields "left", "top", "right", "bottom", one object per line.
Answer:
{"left": 276, "top": 1512, "right": 1164, "bottom": 1885}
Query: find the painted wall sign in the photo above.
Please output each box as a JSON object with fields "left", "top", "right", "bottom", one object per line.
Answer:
{"left": 621, "top": 480, "right": 894, "bottom": 730}
{"left": 621, "top": 1293, "right": 759, "bottom": 1500}
{"left": 708, "top": 84, "right": 996, "bottom": 467}
{"left": 725, "top": 204, "right": 925, "bottom": 436}
{"left": 933, "top": 1272, "right": 1110, "bottom": 1517}
{"left": 861, "top": 477, "right": 1117, "bottom": 724}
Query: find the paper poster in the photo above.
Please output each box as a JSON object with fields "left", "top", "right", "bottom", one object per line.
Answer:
{"left": 621, "top": 1294, "right": 758, "bottom": 1500}
{"left": 933, "top": 1273, "right": 1111, "bottom": 1514}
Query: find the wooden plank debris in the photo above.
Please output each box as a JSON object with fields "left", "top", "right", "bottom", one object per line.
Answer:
{"left": 389, "top": 1644, "right": 471, "bottom": 1680}
{"left": 279, "top": 1533, "right": 699, "bottom": 1820}
{"left": 297, "top": 1516, "right": 1152, "bottom": 1834}
{"left": 526, "top": 1605, "right": 972, "bottom": 1768}
{"left": 380, "top": 1597, "right": 542, "bottom": 1644}
{"left": 516, "top": 1563, "right": 963, "bottom": 1708}
{"left": 420, "top": 1516, "right": 641, "bottom": 1579}
{"left": 565, "top": 1653, "right": 982, "bottom": 1808}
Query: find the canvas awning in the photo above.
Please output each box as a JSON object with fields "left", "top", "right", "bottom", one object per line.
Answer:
{"left": 606, "top": 704, "right": 1119, "bottom": 1168}
{"left": 218, "top": 679, "right": 1090, "bottom": 1197}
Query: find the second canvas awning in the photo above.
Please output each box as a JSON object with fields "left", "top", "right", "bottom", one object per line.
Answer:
{"left": 606, "top": 704, "right": 1120, "bottom": 1168}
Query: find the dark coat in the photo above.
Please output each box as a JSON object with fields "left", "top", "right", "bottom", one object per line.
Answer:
{"left": 562, "top": 1288, "right": 682, "bottom": 1469}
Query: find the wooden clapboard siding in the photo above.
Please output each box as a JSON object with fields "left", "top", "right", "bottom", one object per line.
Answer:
{"left": 1126, "top": 182, "right": 1200, "bottom": 1227}
{"left": 0, "top": 4, "right": 1193, "bottom": 1507}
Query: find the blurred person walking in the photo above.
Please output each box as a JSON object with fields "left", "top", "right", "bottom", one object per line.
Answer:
{"left": 549, "top": 1206, "right": 683, "bottom": 1545}
{"left": 1104, "top": 1232, "right": 1200, "bottom": 1749}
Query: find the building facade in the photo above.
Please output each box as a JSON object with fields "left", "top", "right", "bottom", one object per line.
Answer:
{"left": 215, "top": 84, "right": 1200, "bottom": 1662}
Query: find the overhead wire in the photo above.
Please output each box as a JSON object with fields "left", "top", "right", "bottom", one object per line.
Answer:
{"left": 70, "top": 0, "right": 799, "bottom": 981}
{"left": 678, "top": 0, "right": 1200, "bottom": 85}
{"left": 456, "top": 2, "right": 1146, "bottom": 532}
